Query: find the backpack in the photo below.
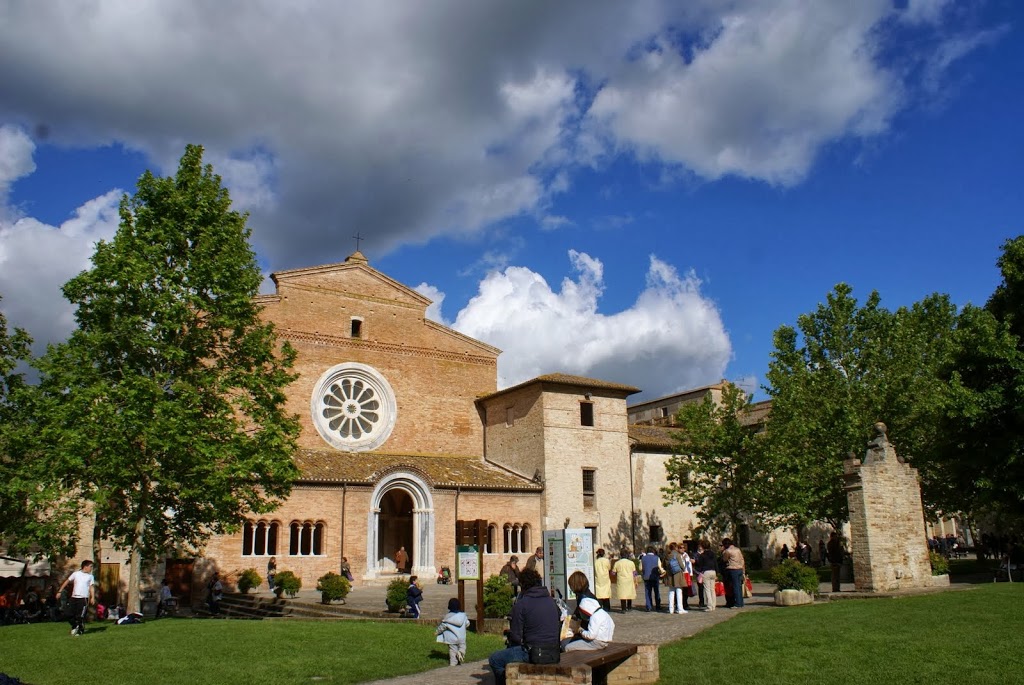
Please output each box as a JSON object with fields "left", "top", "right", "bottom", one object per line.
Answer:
{"left": 668, "top": 554, "right": 682, "bottom": 575}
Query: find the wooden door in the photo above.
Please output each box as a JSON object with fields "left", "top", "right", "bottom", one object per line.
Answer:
{"left": 98, "top": 563, "right": 120, "bottom": 608}
{"left": 164, "top": 559, "right": 194, "bottom": 605}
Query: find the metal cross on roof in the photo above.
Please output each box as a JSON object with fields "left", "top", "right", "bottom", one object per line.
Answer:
{"left": 353, "top": 231, "right": 364, "bottom": 252}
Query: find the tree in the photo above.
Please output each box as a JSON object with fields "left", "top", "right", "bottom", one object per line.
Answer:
{"left": 36, "top": 145, "right": 300, "bottom": 612}
{"left": 934, "top": 236, "right": 1024, "bottom": 529}
{"left": 761, "top": 284, "right": 958, "bottom": 529}
{"left": 663, "top": 382, "right": 765, "bottom": 539}
{"left": 0, "top": 299, "right": 82, "bottom": 555}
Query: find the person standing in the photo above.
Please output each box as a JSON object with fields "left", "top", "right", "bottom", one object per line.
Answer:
{"left": 818, "top": 539, "right": 828, "bottom": 567}
{"left": 665, "top": 542, "right": 688, "bottom": 614}
{"left": 340, "top": 557, "right": 354, "bottom": 582}
{"left": 500, "top": 556, "right": 521, "bottom": 598}
{"left": 436, "top": 597, "right": 469, "bottom": 666}
{"left": 267, "top": 556, "right": 277, "bottom": 591}
{"left": 57, "top": 559, "right": 94, "bottom": 636}
{"left": 779, "top": 543, "right": 790, "bottom": 562}
{"left": 721, "top": 538, "right": 745, "bottom": 609}
{"left": 694, "top": 540, "right": 718, "bottom": 612}
{"left": 524, "top": 547, "right": 544, "bottom": 576}
{"left": 155, "top": 579, "right": 173, "bottom": 619}
{"left": 207, "top": 573, "right": 223, "bottom": 615}
{"left": 395, "top": 547, "right": 409, "bottom": 574}
{"left": 593, "top": 548, "right": 612, "bottom": 612}
{"left": 639, "top": 547, "right": 663, "bottom": 612}
{"left": 612, "top": 549, "right": 637, "bottom": 612}
{"left": 488, "top": 568, "right": 561, "bottom": 685}
{"left": 827, "top": 532, "right": 844, "bottom": 593}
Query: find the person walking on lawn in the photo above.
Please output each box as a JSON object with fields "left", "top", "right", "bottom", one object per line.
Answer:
{"left": 57, "top": 559, "right": 94, "bottom": 636}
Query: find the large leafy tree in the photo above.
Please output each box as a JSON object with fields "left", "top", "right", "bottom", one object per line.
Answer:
{"left": 36, "top": 145, "right": 300, "bottom": 611}
{"left": 935, "top": 237, "right": 1024, "bottom": 529}
{"left": 762, "top": 284, "right": 958, "bottom": 529}
{"left": 663, "top": 382, "right": 765, "bottom": 539}
{"left": 1, "top": 299, "right": 81, "bottom": 555}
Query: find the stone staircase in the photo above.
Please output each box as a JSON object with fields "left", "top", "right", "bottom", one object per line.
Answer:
{"left": 195, "top": 593, "right": 436, "bottom": 625}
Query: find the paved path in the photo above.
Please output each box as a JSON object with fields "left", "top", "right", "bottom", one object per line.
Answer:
{"left": 246, "top": 578, "right": 879, "bottom": 684}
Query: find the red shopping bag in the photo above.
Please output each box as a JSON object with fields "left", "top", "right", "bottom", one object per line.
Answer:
{"left": 714, "top": 581, "right": 725, "bottom": 597}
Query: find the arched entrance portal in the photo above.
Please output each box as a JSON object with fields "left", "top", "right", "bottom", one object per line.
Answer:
{"left": 379, "top": 489, "right": 414, "bottom": 572}
{"left": 367, "top": 471, "right": 435, "bottom": 578}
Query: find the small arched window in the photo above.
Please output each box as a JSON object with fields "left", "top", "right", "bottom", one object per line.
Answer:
{"left": 486, "top": 524, "right": 497, "bottom": 555}
{"left": 503, "top": 523, "right": 512, "bottom": 554}
{"left": 290, "top": 520, "right": 327, "bottom": 556}
{"left": 242, "top": 520, "right": 279, "bottom": 556}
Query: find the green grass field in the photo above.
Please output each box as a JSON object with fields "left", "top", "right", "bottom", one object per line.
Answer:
{"left": 1, "top": 584, "right": 1020, "bottom": 684}
{"left": 661, "top": 583, "right": 1023, "bottom": 685}
{"left": 0, "top": 618, "right": 505, "bottom": 685}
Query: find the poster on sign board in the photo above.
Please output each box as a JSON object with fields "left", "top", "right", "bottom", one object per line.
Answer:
{"left": 457, "top": 545, "right": 479, "bottom": 580}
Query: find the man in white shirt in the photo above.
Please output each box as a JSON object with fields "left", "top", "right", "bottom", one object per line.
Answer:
{"left": 563, "top": 597, "right": 615, "bottom": 651}
{"left": 57, "top": 559, "right": 95, "bottom": 636}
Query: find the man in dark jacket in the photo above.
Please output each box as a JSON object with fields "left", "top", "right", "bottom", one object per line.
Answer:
{"left": 488, "top": 568, "right": 561, "bottom": 685}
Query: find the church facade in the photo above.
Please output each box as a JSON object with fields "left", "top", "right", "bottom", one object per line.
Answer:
{"left": 196, "top": 251, "right": 675, "bottom": 592}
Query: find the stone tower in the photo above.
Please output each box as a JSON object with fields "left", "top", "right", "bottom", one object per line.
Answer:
{"left": 843, "top": 423, "right": 945, "bottom": 592}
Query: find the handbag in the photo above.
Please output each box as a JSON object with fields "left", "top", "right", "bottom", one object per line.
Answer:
{"left": 714, "top": 581, "right": 725, "bottom": 597}
{"left": 528, "top": 643, "right": 561, "bottom": 665}
{"left": 742, "top": 576, "right": 752, "bottom": 598}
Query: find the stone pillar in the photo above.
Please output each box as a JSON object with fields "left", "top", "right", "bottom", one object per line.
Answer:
{"left": 843, "top": 423, "right": 940, "bottom": 592}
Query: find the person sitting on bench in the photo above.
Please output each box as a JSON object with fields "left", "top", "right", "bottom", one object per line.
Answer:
{"left": 561, "top": 597, "right": 614, "bottom": 652}
{"left": 488, "top": 568, "right": 560, "bottom": 685}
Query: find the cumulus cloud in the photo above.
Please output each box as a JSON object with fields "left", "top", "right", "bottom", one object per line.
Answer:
{"left": 450, "top": 250, "right": 731, "bottom": 398}
{"left": 0, "top": 125, "right": 36, "bottom": 215}
{"left": 586, "top": 1, "right": 900, "bottom": 186}
{"left": 0, "top": 0, "right": 994, "bottom": 275}
{"left": 0, "top": 188, "right": 121, "bottom": 354}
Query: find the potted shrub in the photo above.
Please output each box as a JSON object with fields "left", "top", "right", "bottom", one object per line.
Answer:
{"left": 386, "top": 577, "right": 410, "bottom": 613}
{"left": 929, "top": 551, "right": 949, "bottom": 576}
{"left": 770, "top": 559, "right": 818, "bottom": 606}
{"left": 483, "top": 574, "right": 514, "bottom": 618}
{"left": 316, "top": 572, "right": 351, "bottom": 604}
{"left": 237, "top": 568, "right": 262, "bottom": 594}
{"left": 273, "top": 570, "right": 302, "bottom": 598}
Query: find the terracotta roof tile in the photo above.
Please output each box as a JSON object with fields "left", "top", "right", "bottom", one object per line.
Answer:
{"left": 628, "top": 425, "right": 679, "bottom": 451}
{"left": 480, "top": 373, "right": 640, "bottom": 402}
{"left": 293, "top": 448, "right": 542, "bottom": 491}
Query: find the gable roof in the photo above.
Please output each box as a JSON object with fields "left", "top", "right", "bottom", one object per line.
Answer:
{"left": 269, "top": 252, "right": 432, "bottom": 307}
{"left": 479, "top": 373, "right": 641, "bottom": 403}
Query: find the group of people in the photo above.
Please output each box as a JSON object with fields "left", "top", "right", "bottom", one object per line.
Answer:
{"left": 0, "top": 583, "right": 64, "bottom": 625}
{"left": 487, "top": 566, "right": 616, "bottom": 684}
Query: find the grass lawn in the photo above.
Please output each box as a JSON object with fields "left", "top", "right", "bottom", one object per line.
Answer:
{"left": 661, "top": 583, "right": 1024, "bottom": 685}
{"left": 0, "top": 618, "right": 505, "bottom": 685}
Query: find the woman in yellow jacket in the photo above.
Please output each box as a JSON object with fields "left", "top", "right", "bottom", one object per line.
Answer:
{"left": 593, "top": 548, "right": 612, "bottom": 611}
{"left": 612, "top": 549, "right": 638, "bottom": 613}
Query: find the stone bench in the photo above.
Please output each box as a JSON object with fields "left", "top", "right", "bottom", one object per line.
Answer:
{"left": 506, "top": 643, "right": 659, "bottom": 685}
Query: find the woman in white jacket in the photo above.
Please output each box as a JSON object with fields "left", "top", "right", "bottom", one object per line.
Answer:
{"left": 436, "top": 598, "right": 470, "bottom": 665}
{"left": 563, "top": 597, "right": 615, "bottom": 651}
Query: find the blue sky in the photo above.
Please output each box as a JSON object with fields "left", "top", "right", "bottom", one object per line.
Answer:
{"left": 1, "top": 0, "right": 1021, "bottom": 401}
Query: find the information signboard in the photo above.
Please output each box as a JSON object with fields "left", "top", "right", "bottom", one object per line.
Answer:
{"left": 457, "top": 545, "right": 479, "bottom": 581}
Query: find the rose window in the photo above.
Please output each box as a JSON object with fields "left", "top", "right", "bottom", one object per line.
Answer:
{"left": 311, "top": 362, "right": 397, "bottom": 452}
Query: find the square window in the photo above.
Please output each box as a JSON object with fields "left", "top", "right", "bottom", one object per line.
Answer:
{"left": 350, "top": 318, "right": 362, "bottom": 338}
{"left": 649, "top": 525, "right": 662, "bottom": 543}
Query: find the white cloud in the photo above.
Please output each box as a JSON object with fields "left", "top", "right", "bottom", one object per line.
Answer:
{"left": 414, "top": 283, "right": 449, "bottom": 327}
{"left": 451, "top": 250, "right": 731, "bottom": 397}
{"left": 0, "top": 1, "right": 992, "bottom": 273}
{"left": 586, "top": 0, "right": 901, "bottom": 186}
{"left": 0, "top": 190, "right": 121, "bottom": 353}
{"left": 0, "top": 125, "right": 36, "bottom": 214}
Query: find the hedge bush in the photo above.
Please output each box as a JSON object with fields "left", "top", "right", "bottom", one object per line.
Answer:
{"left": 274, "top": 570, "right": 302, "bottom": 598}
{"left": 769, "top": 559, "right": 819, "bottom": 595}
{"left": 929, "top": 551, "right": 950, "bottom": 576}
{"left": 317, "top": 572, "right": 352, "bottom": 604}
{"left": 237, "top": 568, "right": 262, "bottom": 594}
{"left": 483, "top": 574, "right": 514, "bottom": 618}
{"left": 386, "top": 577, "right": 410, "bottom": 612}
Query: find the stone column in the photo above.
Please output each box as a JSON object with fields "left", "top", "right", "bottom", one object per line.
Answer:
{"left": 843, "top": 423, "right": 943, "bottom": 592}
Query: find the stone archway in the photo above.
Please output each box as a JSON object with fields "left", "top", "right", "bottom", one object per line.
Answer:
{"left": 367, "top": 471, "right": 435, "bottom": 579}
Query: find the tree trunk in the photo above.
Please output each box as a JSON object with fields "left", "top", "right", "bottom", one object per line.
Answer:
{"left": 126, "top": 514, "right": 146, "bottom": 614}
{"left": 91, "top": 512, "right": 102, "bottom": 568}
